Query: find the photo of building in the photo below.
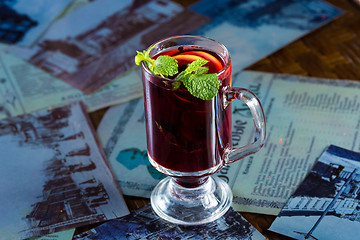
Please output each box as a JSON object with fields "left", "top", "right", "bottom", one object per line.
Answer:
{"left": 270, "top": 145, "right": 360, "bottom": 240}
{"left": 22, "top": 0, "right": 208, "bottom": 93}
{"left": 0, "top": 102, "right": 128, "bottom": 239}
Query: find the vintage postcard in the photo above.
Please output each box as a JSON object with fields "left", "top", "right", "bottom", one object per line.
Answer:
{"left": 190, "top": 0, "right": 343, "bottom": 70}
{"left": 269, "top": 145, "right": 360, "bottom": 240}
{"left": 74, "top": 205, "right": 266, "bottom": 239}
{"left": 0, "top": 0, "right": 72, "bottom": 46}
{"left": 0, "top": 102, "right": 129, "bottom": 239}
{"left": 7, "top": 0, "right": 209, "bottom": 93}
{"left": 0, "top": 44, "right": 143, "bottom": 120}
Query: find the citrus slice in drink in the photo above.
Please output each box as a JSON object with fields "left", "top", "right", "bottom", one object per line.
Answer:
{"left": 176, "top": 51, "right": 223, "bottom": 73}
{"left": 173, "top": 54, "right": 205, "bottom": 66}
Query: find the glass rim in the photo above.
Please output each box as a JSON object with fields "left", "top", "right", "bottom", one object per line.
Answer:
{"left": 141, "top": 35, "right": 231, "bottom": 82}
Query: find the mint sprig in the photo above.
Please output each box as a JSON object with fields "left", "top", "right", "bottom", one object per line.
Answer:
{"left": 135, "top": 46, "right": 154, "bottom": 67}
{"left": 175, "top": 59, "right": 219, "bottom": 100}
{"left": 135, "top": 46, "right": 178, "bottom": 77}
{"left": 135, "top": 48, "right": 220, "bottom": 100}
{"left": 182, "top": 73, "right": 219, "bottom": 100}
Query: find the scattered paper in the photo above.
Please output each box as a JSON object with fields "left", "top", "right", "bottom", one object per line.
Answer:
{"left": 190, "top": 0, "right": 343, "bottom": 70}
{"left": 269, "top": 145, "right": 360, "bottom": 240}
{"left": 7, "top": 0, "right": 209, "bottom": 93}
{"left": 74, "top": 205, "right": 266, "bottom": 240}
{"left": 0, "top": 45, "right": 143, "bottom": 120}
{"left": 0, "top": 102, "right": 129, "bottom": 239}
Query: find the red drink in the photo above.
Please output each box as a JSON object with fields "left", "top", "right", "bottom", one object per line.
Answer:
{"left": 142, "top": 47, "right": 232, "bottom": 174}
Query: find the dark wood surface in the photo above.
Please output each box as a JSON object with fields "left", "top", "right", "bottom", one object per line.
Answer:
{"left": 88, "top": 1, "right": 360, "bottom": 239}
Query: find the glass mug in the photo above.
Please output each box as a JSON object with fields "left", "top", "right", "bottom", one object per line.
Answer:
{"left": 141, "top": 35, "right": 266, "bottom": 225}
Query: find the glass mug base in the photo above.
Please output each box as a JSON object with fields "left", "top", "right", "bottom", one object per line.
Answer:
{"left": 150, "top": 176, "right": 233, "bottom": 225}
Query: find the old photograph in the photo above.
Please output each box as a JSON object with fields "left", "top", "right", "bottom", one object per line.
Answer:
{"left": 0, "top": 102, "right": 128, "bottom": 239}
{"left": 269, "top": 145, "right": 360, "bottom": 240}
{"left": 7, "top": 0, "right": 209, "bottom": 93}
{"left": 74, "top": 205, "right": 266, "bottom": 240}
{"left": 190, "top": 0, "right": 343, "bottom": 70}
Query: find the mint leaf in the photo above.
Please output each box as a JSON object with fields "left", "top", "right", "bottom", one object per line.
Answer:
{"left": 182, "top": 73, "right": 220, "bottom": 100}
{"left": 180, "top": 60, "right": 218, "bottom": 100}
{"left": 174, "top": 71, "right": 187, "bottom": 81}
{"left": 175, "top": 59, "right": 208, "bottom": 82}
{"left": 152, "top": 55, "right": 178, "bottom": 77}
{"left": 145, "top": 46, "right": 154, "bottom": 58}
{"left": 134, "top": 51, "right": 145, "bottom": 65}
{"left": 135, "top": 47, "right": 178, "bottom": 77}
{"left": 194, "top": 66, "right": 209, "bottom": 75}
{"left": 135, "top": 46, "right": 155, "bottom": 69}
{"left": 184, "top": 59, "right": 208, "bottom": 75}
{"left": 135, "top": 51, "right": 154, "bottom": 66}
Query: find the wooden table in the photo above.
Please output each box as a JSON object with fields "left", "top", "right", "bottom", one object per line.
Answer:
{"left": 88, "top": 0, "right": 360, "bottom": 239}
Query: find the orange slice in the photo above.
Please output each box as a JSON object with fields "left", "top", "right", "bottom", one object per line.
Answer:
{"left": 177, "top": 51, "right": 223, "bottom": 73}
{"left": 173, "top": 54, "right": 205, "bottom": 66}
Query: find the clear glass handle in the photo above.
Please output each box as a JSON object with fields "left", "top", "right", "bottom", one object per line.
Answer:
{"left": 222, "top": 86, "right": 266, "bottom": 164}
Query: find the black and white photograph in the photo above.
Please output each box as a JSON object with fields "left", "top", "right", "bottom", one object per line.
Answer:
{"left": 190, "top": 0, "right": 343, "bottom": 71}
{"left": 0, "top": 102, "right": 129, "bottom": 239}
{"left": 269, "top": 145, "right": 360, "bottom": 240}
{"left": 7, "top": 0, "right": 209, "bottom": 93}
{"left": 74, "top": 204, "right": 266, "bottom": 240}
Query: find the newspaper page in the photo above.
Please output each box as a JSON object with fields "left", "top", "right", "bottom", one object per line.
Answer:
{"left": 6, "top": 0, "right": 209, "bottom": 93}
{"left": 269, "top": 145, "right": 360, "bottom": 240}
{"left": 0, "top": 0, "right": 73, "bottom": 46}
{"left": 0, "top": 44, "right": 143, "bottom": 120}
{"left": 0, "top": 102, "right": 129, "bottom": 239}
{"left": 74, "top": 205, "right": 266, "bottom": 240}
{"left": 97, "top": 71, "right": 360, "bottom": 215}
{"left": 227, "top": 71, "right": 360, "bottom": 215}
